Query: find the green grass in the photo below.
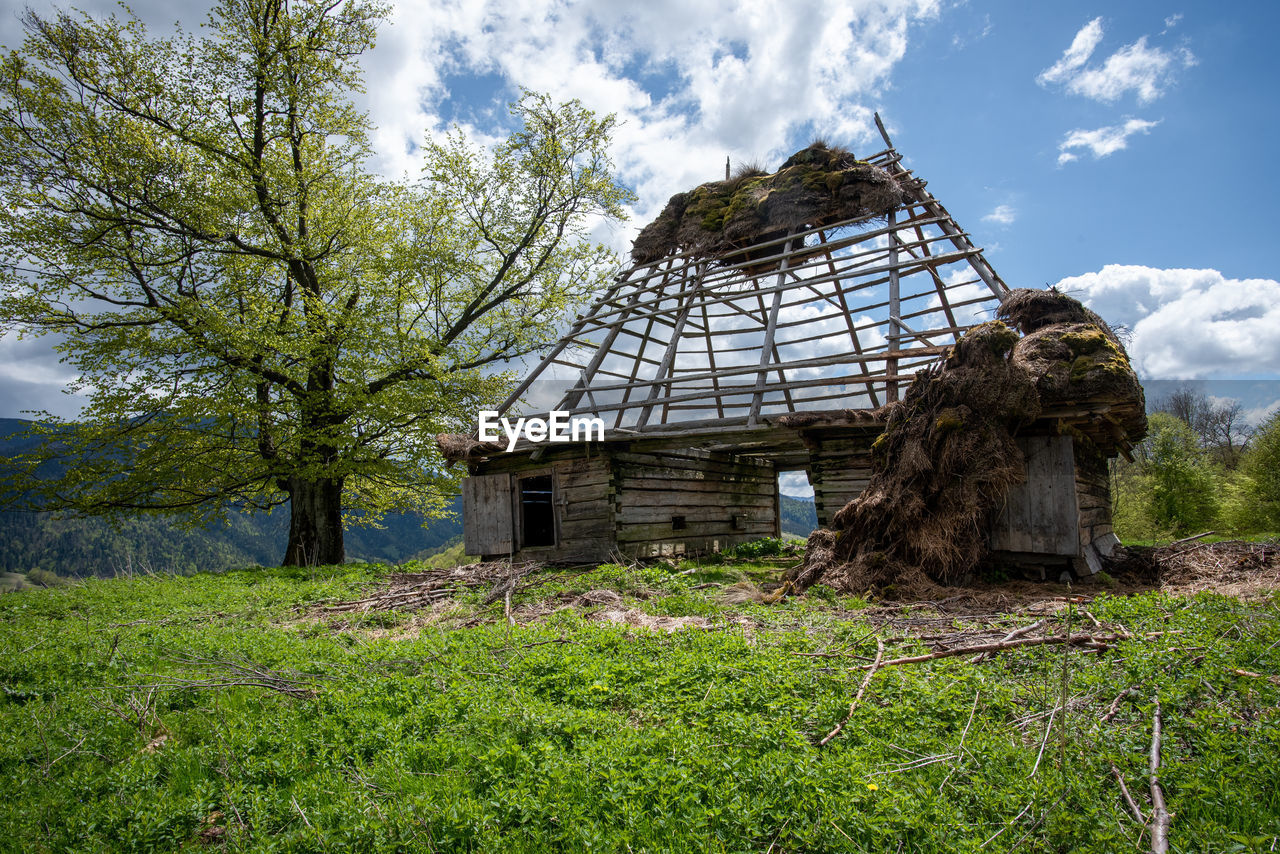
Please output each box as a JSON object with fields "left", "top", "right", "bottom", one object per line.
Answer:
{"left": 1120, "top": 532, "right": 1278, "bottom": 548}
{"left": 1, "top": 562, "right": 1278, "bottom": 852}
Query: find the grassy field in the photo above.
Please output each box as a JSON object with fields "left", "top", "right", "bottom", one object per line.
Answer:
{"left": 1, "top": 557, "right": 1277, "bottom": 852}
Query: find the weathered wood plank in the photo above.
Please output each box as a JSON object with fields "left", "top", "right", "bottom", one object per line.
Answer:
{"left": 990, "top": 436, "right": 1079, "bottom": 556}
{"left": 617, "top": 521, "right": 776, "bottom": 543}
{"left": 619, "top": 503, "right": 774, "bottom": 524}
{"left": 462, "top": 474, "right": 513, "bottom": 555}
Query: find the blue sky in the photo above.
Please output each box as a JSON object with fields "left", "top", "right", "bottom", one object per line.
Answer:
{"left": 1, "top": 0, "right": 1278, "bottom": 426}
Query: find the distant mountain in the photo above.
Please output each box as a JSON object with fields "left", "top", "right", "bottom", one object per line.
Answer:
{"left": 780, "top": 494, "right": 817, "bottom": 538}
{"left": 0, "top": 418, "right": 461, "bottom": 576}
{"left": 1, "top": 418, "right": 817, "bottom": 575}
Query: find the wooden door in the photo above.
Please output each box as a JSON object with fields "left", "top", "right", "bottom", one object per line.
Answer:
{"left": 462, "top": 474, "right": 514, "bottom": 555}
{"left": 990, "top": 436, "right": 1080, "bottom": 556}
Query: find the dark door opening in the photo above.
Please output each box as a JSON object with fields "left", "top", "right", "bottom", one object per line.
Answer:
{"left": 519, "top": 475, "right": 556, "bottom": 548}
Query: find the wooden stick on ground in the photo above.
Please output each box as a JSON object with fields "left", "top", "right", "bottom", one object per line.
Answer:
{"left": 1169, "top": 531, "right": 1214, "bottom": 547}
{"left": 1101, "top": 686, "right": 1137, "bottom": 723}
{"left": 973, "top": 619, "right": 1045, "bottom": 663}
{"left": 1232, "top": 668, "right": 1280, "bottom": 686}
{"left": 1149, "top": 698, "right": 1172, "bottom": 854}
{"left": 819, "top": 637, "right": 885, "bottom": 747}
{"left": 864, "top": 632, "right": 1115, "bottom": 670}
{"left": 1110, "top": 764, "right": 1146, "bottom": 825}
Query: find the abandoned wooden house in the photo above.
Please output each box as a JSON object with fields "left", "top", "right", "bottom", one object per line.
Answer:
{"left": 453, "top": 117, "right": 1142, "bottom": 577}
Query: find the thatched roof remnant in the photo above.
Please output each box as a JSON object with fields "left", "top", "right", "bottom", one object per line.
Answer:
{"left": 785, "top": 288, "right": 1147, "bottom": 596}
{"left": 435, "top": 433, "right": 504, "bottom": 467}
{"left": 631, "top": 141, "right": 903, "bottom": 266}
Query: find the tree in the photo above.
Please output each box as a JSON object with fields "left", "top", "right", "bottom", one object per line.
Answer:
{"left": 1140, "top": 412, "right": 1219, "bottom": 535}
{"left": 0, "top": 0, "right": 630, "bottom": 565}
{"left": 1235, "top": 411, "right": 1280, "bottom": 531}
{"left": 1155, "top": 386, "right": 1250, "bottom": 468}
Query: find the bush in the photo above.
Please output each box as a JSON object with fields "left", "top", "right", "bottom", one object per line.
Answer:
{"left": 726, "top": 537, "right": 793, "bottom": 559}
{"left": 24, "top": 568, "right": 65, "bottom": 588}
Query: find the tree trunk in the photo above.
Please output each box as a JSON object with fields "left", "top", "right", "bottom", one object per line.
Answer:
{"left": 282, "top": 476, "right": 345, "bottom": 566}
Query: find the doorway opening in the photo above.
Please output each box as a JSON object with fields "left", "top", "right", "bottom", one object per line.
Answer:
{"left": 519, "top": 475, "right": 556, "bottom": 547}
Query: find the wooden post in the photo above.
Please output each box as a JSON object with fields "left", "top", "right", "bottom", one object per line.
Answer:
{"left": 748, "top": 236, "right": 793, "bottom": 425}
{"left": 887, "top": 211, "right": 901, "bottom": 404}
{"left": 493, "top": 269, "right": 636, "bottom": 419}
{"left": 635, "top": 262, "right": 705, "bottom": 429}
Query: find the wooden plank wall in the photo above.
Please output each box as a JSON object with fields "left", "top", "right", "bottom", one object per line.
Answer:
{"left": 990, "top": 435, "right": 1080, "bottom": 556}
{"left": 808, "top": 436, "right": 874, "bottom": 527}
{"left": 469, "top": 451, "right": 615, "bottom": 562}
{"left": 1073, "top": 439, "right": 1117, "bottom": 553}
{"left": 612, "top": 448, "right": 777, "bottom": 558}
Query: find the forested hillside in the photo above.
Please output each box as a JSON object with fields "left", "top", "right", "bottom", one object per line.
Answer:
{"left": 0, "top": 420, "right": 461, "bottom": 576}
{"left": 780, "top": 494, "right": 818, "bottom": 537}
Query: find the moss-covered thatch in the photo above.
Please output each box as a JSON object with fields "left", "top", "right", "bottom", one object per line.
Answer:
{"left": 435, "top": 433, "right": 504, "bottom": 467}
{"left": 784, "top": 288, "right": 1146, "bottom": 596}
{"left": 631, "top": 142, "right": 903, "bottom": 267}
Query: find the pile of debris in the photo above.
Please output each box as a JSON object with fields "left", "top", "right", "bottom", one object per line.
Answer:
{"left": 785, "top": 288, "right": 1146, "bottom": 596}
{"left": 631, "top": 141, "right": 902, "bottom": 267}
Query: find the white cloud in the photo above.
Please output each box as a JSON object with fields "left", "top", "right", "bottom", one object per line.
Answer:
{"left": 779, "top": 470, "right": 814, "bottom": 499}
{"left": 1037, "top": 18, "right": 1195, "bottom": 104}
{"left": 359, "top": 0, "right": 943, "bottom": 241}
{"left": 1244, "top": 399, "right": 1280, "bottom": 427}
{"left": 1037, "top": 17, "right": 1104, "bottom": 87}
{"left": 982, "top": 204, "right": 1016, "bottom": 225}
{"left": 1053, "top": 265, "right": 1280, "bottom": 380}
{"left": 1057, "top": 118, "right": 1160, "bottom": 164}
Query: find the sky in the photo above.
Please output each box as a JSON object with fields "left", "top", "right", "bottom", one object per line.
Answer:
{"left": 1, "top": 0, "right": 1278, "bottom": 437}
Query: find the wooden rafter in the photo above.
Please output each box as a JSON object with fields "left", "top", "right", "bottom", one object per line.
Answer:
{"left": 499, "top": 119, "right": 1009, "bottom": 439}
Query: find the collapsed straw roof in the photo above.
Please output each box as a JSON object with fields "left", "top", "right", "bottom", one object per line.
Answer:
{"left": 631, "top": 142, "right": 903, "bottom": 266}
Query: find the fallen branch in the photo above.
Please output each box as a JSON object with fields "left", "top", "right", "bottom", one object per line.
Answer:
{"left": 973, "top": 619, "right": 1046, "bottom": 663}
{"left": 819, "top": 637, "right": 884, "bottom": 747}
{"left": 1232, "top": 668, "right": 1280, "bottom": 686}
{"left": 978, "top": 799, "right": 1035, "bottom": 850}
{"left": 1169, "top": 531, "right": 1214, "bottom": 547}
{"left": 862, "top": 632, "right": 1116, "bottom": 670}
{"left": 121, "top": 653, "right": 327, "bottom": 700}
{"left": 1101, "top": 686, "right": 1138, "bottom": 723}
{"left": 1111, "top": 764, "right": 1146, "bottom": 825}
{"left": 1029, "top": 702, "right": 1058, "bottom": 778}
{"left": 1149, "top": 697, "right": 1171, "bottom": 854}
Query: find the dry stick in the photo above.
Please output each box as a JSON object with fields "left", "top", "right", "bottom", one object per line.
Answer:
{"left": 939, "top": 690, "right": 981, "bottom": 792}
{"left": 1233, "top": 668, "right": 1280, "bottom": 686}
{"left": 978, "top": 799, "right": 1035, "bottom": 850}
{"left": 1029, "top": 703, "right": 1058, "bottom": 778}
{"left": 973, "top": 619, "right": 1046, "bottom": 662}
{"left": 1101, "top": 686, "right": 1138, "bottom": 723}
{"left": 1149, "top": 698, "right": 1172, "bottom": 854}
{"left": 819, "top": 637, "right": 885, "bottom": 747}
{"left": 503, "top": 588, "right": 514, "bottom": 627}
{"left": 1111, "top": 764, "right": 1146, "bottom": 825}
{"left": 863, "top": 633, "right": 1114, "bottom": 670}
{"left": 1169, "top": 531, "right": 1215, "bottom": 547}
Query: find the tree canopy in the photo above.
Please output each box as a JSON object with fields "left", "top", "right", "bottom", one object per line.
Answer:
{"left": 0, "top": 0, "right": 631, "bottom": 565}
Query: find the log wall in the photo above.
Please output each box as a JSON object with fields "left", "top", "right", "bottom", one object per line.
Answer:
{"left": 806, "top": 436, "right": 874, "bottom": 527}
{"left": 468, "top": 449, "right": 615, "bottom": 563}
{"left": 1073, "top": 437, "right": 1119, "bottom": 574}
{"left": 613, "top": 448, "right": 778, "bottom": 558}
